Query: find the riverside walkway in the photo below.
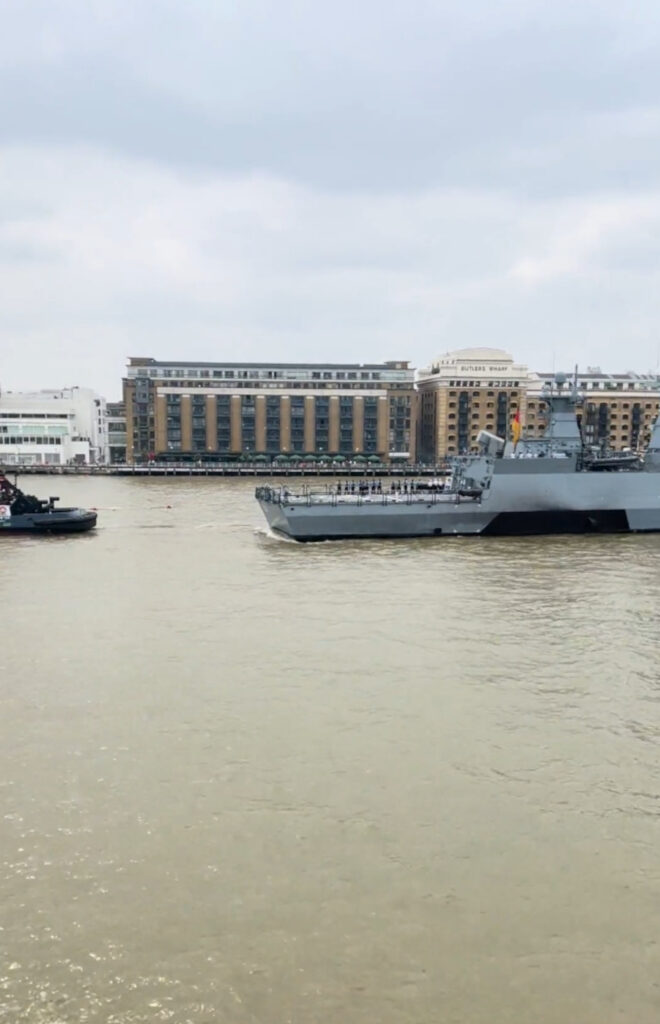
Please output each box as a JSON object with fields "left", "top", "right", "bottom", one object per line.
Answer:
{"left": 8, "top": 461, "right": 450, "bottom": 478}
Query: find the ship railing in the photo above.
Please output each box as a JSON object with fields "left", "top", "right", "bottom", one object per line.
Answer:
{"left": 255, "top": 485, "right": 482, "bottom": 507}
{"left": 342, "top": 492, "right": 481, "bottom": 506}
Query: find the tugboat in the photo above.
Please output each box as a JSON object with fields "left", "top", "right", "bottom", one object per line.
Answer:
{"left": 255, "top": 372, "right": 660, "bottom": 541}
{"left": 0, "top": 472, "right": 97, "bottom": 535}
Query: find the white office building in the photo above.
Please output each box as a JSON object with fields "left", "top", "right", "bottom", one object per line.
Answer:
{"left": 0, "top": 387, "right": 108, "bottom": 466}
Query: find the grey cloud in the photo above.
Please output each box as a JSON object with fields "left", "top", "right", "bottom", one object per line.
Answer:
{"left": 2, "top": 2, "right": 660, "bottom": 396}
{"left": 1, "top": 1, "right": 660, "bottom": 194}
{"left": 0, "top": 239, "right": 61, "bottom": 264}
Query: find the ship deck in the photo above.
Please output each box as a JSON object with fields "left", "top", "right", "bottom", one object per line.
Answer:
{"left": 255, "top": 485, "right": 476, "bottom": 508}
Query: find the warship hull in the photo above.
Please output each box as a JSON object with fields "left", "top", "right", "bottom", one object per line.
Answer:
{"left": 257, "top": 469, "right": 660, "bottom": 541}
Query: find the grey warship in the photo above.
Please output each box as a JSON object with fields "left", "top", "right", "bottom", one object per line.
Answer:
{"left": 255, "top": 373, "right": 660, "bottom": 541}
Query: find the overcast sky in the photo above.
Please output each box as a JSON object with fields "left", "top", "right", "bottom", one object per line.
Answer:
{"left": 1, "top": 0, "right": 660, "bottom": 399}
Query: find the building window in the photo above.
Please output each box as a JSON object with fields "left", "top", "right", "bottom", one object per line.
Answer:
{"left": 496, "top": 392, "right": 508, "bottom": 438}
{"left": 191, "top": 395, "right": 206, "bottom": 452}
{"left": 364, "top": 396, "right": 379, "bottom": 453}
{"left": 216, "top": 395, "right": 231, "bottom": 452}
{"left": 166, "top": 394, "right": 182, "bottom": 452}
{"left": 389, "top": 395, "right": 410, "bottom": 454}
{"left": 314, "top": 397, "right": 329, "bottom": 453}
{"left": 266, "top": 396, "right": 281, "bottom": 453}
{"left": 458, "top": 392, "right": 470, "bottom": 452}
{"left": 339, "top": 396, "right": 354, "bottom": 454}
{"left": 290, "top": 396, "right": 305, "bottom": 452}
{"left": 241, "top": 395, "right": 256, "bottom": 452}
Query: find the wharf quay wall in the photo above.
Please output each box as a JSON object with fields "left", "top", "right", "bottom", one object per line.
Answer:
{"left": 9, "top": 463, "right": 449, "bottom": 479}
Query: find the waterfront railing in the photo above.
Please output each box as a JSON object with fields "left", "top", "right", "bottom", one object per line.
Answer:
{"left": 9, "top": 460, "right": 451, "bottom": 478}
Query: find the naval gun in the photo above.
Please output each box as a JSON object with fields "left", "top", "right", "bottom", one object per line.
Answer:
{"left": 476, "top": 430, "right": 506, "bottom": 458}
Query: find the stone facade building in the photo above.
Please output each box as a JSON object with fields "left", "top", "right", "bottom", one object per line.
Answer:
{"left": 525, "top": 371, "right": 660, "bottom": 452}
{"left": 417, "top": 348, "right": 533, "bottom": 460}
{"left": 417, "top": 353, "right": 660, "bottom": 461}
{"left": 123, "top": 357, "right": 417, "bottom": 463}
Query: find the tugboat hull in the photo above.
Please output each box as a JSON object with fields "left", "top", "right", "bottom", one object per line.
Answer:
{"left": 0, "top": 475, "right": 98, "bottom": 535}
{"left": 0, "top": 509, "right": 98, "bottom": 534}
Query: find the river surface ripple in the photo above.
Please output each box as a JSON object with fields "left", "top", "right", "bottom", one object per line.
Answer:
{"left": 1, "top": 476, "right": 660, "bottom": 1023}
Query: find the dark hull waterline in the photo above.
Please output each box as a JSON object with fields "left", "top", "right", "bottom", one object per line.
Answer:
{"left": 480, "top": 508, "right": 633, "bottom": 535}
{"left": 274, "top": 509, "right": 652, "bottom": 542}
